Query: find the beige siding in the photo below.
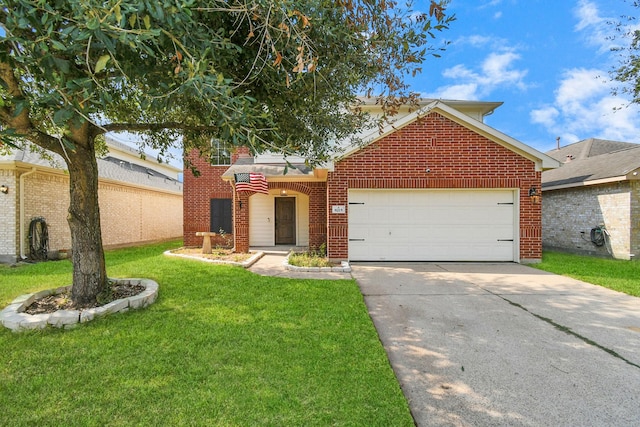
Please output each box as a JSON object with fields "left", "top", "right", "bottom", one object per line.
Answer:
{"left": 632, "top": 181, "right": 640, "bottom": 259}
{"left": 19, "top": 170, "right": 182, "bottom": 257}
{"left": 23, "top": 172, "right": 71, "bottom": 253}
{"left": 98, "top": 181, "right": 183, "bottom": 247}
{"left": 297, "top": 194, "right": 309, "bottom": 246}
{"left": 0, "top": 169, "right": 18, "bottom": 262}
{"left": 249, "top": 193, "right": 274, "bottom": 246}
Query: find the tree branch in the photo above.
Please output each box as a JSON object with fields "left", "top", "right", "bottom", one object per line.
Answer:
{"left": 102, "top": 122, "right": 219, "bottom": 133}
{"left": 0, "top": 61, "right": 31, "bottom": 131}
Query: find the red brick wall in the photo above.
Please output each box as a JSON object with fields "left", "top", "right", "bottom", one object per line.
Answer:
{"left": 233, "top": 181, "right": 328, "bottom": 253}
{"left": 327, "top": 111, "right": 542, "bottom": 261}
{"left": 185, "top": 146, "right": 328, "bottom": 253}
{"left": 183, "top": 149, "right": 234, "bottom": 247}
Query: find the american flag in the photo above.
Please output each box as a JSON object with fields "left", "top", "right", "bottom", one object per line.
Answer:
{"left": 234, "top": 172, "right": 268, "bottom": 194}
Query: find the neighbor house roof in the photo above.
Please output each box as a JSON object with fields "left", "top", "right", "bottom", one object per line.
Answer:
{"left": 0, "top": 144, "right": 183, "bottom": 193}
{"left": 338, "top": 100, "right": 560, "bottom": 171}
{"left": 542, "top": 138, "right": 640, "bottom": 190}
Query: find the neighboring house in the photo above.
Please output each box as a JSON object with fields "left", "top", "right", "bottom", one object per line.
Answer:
{"left": 184, "top": 99, "right": 559, "bottom": 263}
{"left": 542, "top": 138, "right": 640, "bottom": 260}
{"left": 0, "top": 136, "right": 183, "bottom": 264}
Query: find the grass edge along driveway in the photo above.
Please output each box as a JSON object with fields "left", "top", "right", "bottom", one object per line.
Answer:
{"left": 533, "top": 251, "right": 640, "bottom": 297}
{"left": 0, "top": 241, "right": 413, "bottom": 426}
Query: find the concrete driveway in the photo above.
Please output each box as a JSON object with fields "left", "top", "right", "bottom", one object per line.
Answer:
{"left": 351, "top": 262, "right": 640, "bottom": 426}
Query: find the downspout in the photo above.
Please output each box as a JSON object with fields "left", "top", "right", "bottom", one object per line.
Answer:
{"left": 19, "top": 167, "right": 37, "bottom": 259}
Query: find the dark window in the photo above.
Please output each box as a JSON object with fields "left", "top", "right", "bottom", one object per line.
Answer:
{"left": 211, "top": 139, "right": 231, "bottom": 165}
{"left": 210, "top": 199, "right": 232, "bottom": 234}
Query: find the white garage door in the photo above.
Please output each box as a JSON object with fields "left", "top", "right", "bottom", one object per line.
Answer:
{"left": 348, "top": 189, "right": 516, "bottom": 261}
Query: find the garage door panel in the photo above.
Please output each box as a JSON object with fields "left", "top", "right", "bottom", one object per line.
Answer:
{"left": 348, "top": 189, "right": 516, "bottom": 261}
{"left": 393, "top": 208, "right": 413, "bottom": 222}
{"left": 369, "top": 208, "right": 394, "bottom": 223}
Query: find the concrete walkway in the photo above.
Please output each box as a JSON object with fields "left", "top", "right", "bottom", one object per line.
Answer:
{"left": 248, "top": 253, "right": 353, "bottom": 280}
{"left": 351, "top": 262, "right": 640, "bottom": 426}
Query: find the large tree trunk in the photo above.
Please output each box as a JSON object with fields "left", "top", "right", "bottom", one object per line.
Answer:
{"left": 65, "top": 140, "right": 108, "bottom": 308}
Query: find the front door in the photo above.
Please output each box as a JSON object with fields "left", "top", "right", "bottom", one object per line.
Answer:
{"left": 275, "top": 197, "right": 296, "bottom": 245}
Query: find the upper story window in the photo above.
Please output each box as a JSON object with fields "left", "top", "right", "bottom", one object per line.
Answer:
{"left": 211, "top": 139, "right": 231, "bottom": 165}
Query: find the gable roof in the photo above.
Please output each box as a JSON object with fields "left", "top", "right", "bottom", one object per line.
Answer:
{"left": 338, "top": 100, "right": 560, "bottom": 172}
{"left": 355, "top": 97, "right": 504, "bottom": 122}
{"left": 542, "top": 138, "right": 640, "bottom": 190}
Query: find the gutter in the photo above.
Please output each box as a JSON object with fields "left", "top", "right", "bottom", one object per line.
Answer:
{"left": 542, "top": 175, "right": 628, "bottom": 192}
{"left": 19, "top": 167, "right": 37, "bottom": 259}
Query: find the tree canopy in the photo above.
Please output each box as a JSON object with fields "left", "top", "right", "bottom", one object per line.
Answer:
{"left": 1, "top": 0, "right": 453, "bottom": 163}
{"left": 611, "top": 2, "right": 640, "bottom": 105}
{"left": 0, "top": 0, "right": 453, "bottom": 306}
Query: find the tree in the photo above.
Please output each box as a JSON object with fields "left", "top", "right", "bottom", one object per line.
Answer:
{"left": 0, "top": 0, "right": 453, "bottom": 308}
{"left": 610, "top": 2, "right": 640, "bottom": 105}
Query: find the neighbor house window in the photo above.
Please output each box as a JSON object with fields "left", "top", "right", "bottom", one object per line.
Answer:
{"left": 211, "top": 139, "right": 231, "bottom": 165}
{"left": 210, "top": 198, "right": 232, "bottom": 234}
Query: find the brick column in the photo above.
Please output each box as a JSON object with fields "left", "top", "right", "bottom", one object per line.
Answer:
{"left": 308, "top": 182, "right": 327, "bottom": 250}
{"left": 327, "top": 176, "right": 348, "bottom": 260}
{"left": 234, "top": 192, "right": 250, "bottom": 253}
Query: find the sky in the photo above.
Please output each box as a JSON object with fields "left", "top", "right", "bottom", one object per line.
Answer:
{"left": 409, "top": 0, "right": 640, "bottom": 153}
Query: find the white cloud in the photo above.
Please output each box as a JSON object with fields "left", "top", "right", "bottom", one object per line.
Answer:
{"left": 530, "top": 68, "right": 640, "bottom": 143}
{"left": 530, "top": 106, "right": 559, "bottom": 128}
{"left": 425, "top": 49, "right": 528, "bottom": 100}
{"left": 477, "top": 0, "right": 503, "bottom": 8}
{"left": 432, "top": 83, "right": 479, "bottom": 100}
{"left": 574, "top": 0, "right": 602, "bottom": 31}
{"left": 574, "top": 0, "right": 623, "bottom": 53}
{"left": 555, "top": 68, "right": 608, "bottom": 106}
{"left": 481, "top": 51, "right": 528, "bottom": 88}
{"left": 461, "top": 35, "right": 496, "bottom": 48}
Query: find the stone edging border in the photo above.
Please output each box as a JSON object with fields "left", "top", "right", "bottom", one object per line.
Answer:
{"left": 163, "top": 250, "right": 264, "bottom": 268}
{"left": 0, "top": 278, "right": 159, "bottom": 333}
{"left": 283, "top": 252, "right": 352, "bottom": 273}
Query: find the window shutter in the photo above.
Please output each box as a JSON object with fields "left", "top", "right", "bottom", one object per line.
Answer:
{"left": 210, "top": 199, "right": 232, "bottom": 233}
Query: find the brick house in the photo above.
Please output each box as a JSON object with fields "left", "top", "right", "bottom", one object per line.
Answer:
{"left": 184, "top": 99, "right": 559, "bottom": 263}
{"left": 542, "top": 138, "right": 640, "bottom": 260}
{"left": 0, "top": 137, "right": 183, "bottom": 263}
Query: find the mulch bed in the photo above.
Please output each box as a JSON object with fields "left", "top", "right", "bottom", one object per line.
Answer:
{"left": 170, "top": 247, "right": 252, "bottom": 262}
{"left": 24, "top": 281, "right": 145, "bottom": 315}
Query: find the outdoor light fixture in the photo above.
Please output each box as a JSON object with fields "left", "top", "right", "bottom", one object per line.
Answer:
{"left": 528, "top": 186, "right": 540, "bottom": 204}
{"left": 280, "top": 189, "right": 288, "bottom": 196}
{"left": 0, "top": 185, "right": 8, "bottom": 194}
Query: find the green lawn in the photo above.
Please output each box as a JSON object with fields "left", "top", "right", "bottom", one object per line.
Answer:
{"left": 0, "top": 241, "right": 413, "bottom": 426}
{"left": 533, "top": 251, "right": 640, "bottom": 297}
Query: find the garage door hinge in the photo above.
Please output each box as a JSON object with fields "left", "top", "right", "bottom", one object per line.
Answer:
{"left": 348, "top": 202, "right": 365, "bottom": 205}
{"left": 349, "top": 239, "right": 365, "bottom": 241}
{"left": 497, "top": 239, "right": 514, "bottom": 242}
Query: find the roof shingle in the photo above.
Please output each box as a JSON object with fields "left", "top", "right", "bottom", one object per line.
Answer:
{"left": 542, "top": 138, "right": 640, "bottom": 188}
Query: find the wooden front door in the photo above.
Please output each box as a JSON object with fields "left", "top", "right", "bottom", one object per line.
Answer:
{"left": 275, "top": 197, "right": 296, "bottom": 245}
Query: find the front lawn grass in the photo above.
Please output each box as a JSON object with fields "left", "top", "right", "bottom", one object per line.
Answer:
{"left": 533, "top": 251, "right": 640, "bottom": 297}
{"left": 0, "top": 241, "right": 412, "bottom": 426}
